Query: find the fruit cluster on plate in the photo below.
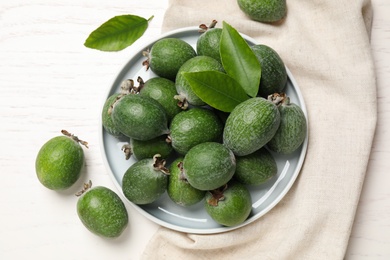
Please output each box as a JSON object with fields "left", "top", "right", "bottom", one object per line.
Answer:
{"left": 102, "top": 21, "right": 307, "bottom": 228}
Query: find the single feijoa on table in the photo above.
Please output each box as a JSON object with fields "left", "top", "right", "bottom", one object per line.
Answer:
{"left": 35, "top": 130, "right": 87, "bottom": 190}
{"left": 167, "top": 158, "right": 206, "bottom": 207}
{"left": 175, "top": 55, "right": 225, "bottom": 108}
{"left": 167, "top": 107, "right": 224, "bottom": 155}
{"left": 76, "top": 183, "right": 128, "bottom": 238}
{"left": 142, "top": 38, "right": 197, "bottom": 81}
{"left": 205, "top": 181, "right": 252, "bottom": 227}
{"left": 122, "top": 135, "right": 173, "bottom": 161}
{"left": 234, "top": 148, "right": 277, "bottom": 186}
{"left": 223, "top": 97, "right": 281, "bottom": 156}
{"left": 182, "top": 142, "right": 236, "bottom": 191}
{"left": 267, "top": 93, "right": 307, "bottom": 154}
{"left": 237, "top": 0, "right": 287, "bottom": 23}
{"left": 110, "top": 94, "right": 169, "bottom": 141}
{"left": 251, "top": 44, "right": 287, "bottom": 97}
{"left": 122, "top": 154, "right": 169, "bottom": 205}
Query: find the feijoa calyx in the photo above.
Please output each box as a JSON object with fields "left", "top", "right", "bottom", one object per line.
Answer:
{"left": 35, "top": 130, "right": 87, "bottom": 190}
{"left": 122, "top": 154, "right": 169, "bottom": 205}
{"left": 168, "top": 107, "right": 224, "bottom": 155}
{"left": 223, "top": 97, "right": 280, "bottom": 156}
{"left": 182, "top": 142, "right": 236, "bottom": 191}
{"left": 205, "top": 181, "right": 252, "bottom": 227}
{"left": 76, "top": 183, "right": 128, "bottom": 238}
{"left": 267, "top": 93, "right": 307, "bottom": 154}
{"left": 110, "top": 94, "right": 169, "bottom": 141}
{"left": 167, "top": 158, "right": 206, "bottom": 207}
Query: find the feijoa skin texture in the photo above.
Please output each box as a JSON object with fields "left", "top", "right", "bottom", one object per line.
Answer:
{"left": 125, "top": 136, "right": 173, "bottom": 161}
{"left": 111, "top": 94, "right": 169, "bottom": 141}
{"left": 147, "top": 38, "right": 197, "bottom": 80}
{"left": 35, "top": 134, "right": 84, "bottom": 190}
{"left": 223, "top": 97, "right": 280, "bottom": 156}
{"left": 251, "top": 44, "right": 287, "bottom": 97}
{"left": 183, "top": 142, "right": 236, "bottom": 191}
{"left": 168, "top": 107, "right": 224, "bottom": 155}
{"left": 237, "top": 0, "right": 287, "bottom": 23}
{"left": 175, "top": 56, "right": 225, "bottom": 106}
{"left": 139, "top": 77, "right": 181, "bottom": 122}
{"left": 267, "top": 97, "right": 307, "bottom": 154}
{"left": 196, "top": 28, "right": 223, "bottom": 63}
{"left": 205, "top": 181, "right": 252, "bottom": 227}
{"left": 77, "top": 186, "right": 128, "bottom": 238}
{"left": 122, "top": 157, "right": 168, "bottom": 205}
{"left": 102, "top": 93, "right": 123, "bottom": 137}
{"left": 235, "top": 148, "right": 277, "bottom": 185}
{"left": 167, "top": 158, "right": 206, "bottom": 207}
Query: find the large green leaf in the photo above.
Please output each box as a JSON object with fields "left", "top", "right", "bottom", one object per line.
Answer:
{"left": 220, "top": 21, "right": 261, "bottom": 97}
{"left": 84, "top": 15, "right": 153, "bottom": 51}
{"left": 183, "top": 71, "right": 249, "bottom": 112}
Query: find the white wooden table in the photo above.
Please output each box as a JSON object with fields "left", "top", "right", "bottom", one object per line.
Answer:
{"left": 1, "top": 1, "right": 389, "bottom": 259}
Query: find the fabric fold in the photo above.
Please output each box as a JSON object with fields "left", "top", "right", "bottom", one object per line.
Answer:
{"left": 142, "top": 0, "right": 377, "bottom": 259}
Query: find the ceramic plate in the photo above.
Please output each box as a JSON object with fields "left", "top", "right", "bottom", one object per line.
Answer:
{"left": 99, "top": 27, "right": 308, "bottom": 234}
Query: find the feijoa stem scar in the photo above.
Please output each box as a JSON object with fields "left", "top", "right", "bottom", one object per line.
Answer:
{"left": 207, "top": 184, "right": 228, "bottom": 206}
{"left": 153, "top": 154, "right": 170, "bottom": 175}
{"left": 61, "top": 130, "right": 89, "bottom": 148}
{"left": 198, "top": 19, "right": 218, "bottom": 33}
{"left": 75, "top": 180, "right": 93, "bottom": 197}
{"left": 268, "top": 92, "right": 287, "bottom": 106}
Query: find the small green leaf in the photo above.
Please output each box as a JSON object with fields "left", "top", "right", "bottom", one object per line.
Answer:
{"left": 183, "top": 71, "right": 249, "bottom": 112}
{"left": 220, "top": 21, "right": 261, "bottom": 97}
{"left": 84, "top": 15, "right": 154, "bottom": 51}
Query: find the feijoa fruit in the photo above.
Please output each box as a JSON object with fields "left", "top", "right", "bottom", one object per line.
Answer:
{"left": 182, "top": 142, "right": 236, "bottom": 191}
{"left": 35, "top": 130, "right": 87, "bottom": 190}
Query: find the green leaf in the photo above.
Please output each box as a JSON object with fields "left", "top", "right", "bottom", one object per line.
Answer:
{"left": 183, "top": 71, "right": 249, "bottom": 112}
{"left": 84, "top": 15, "right": 154, "bottom": 51}
{"left": 220, "top": 21, "right": 261, "bottom": 97}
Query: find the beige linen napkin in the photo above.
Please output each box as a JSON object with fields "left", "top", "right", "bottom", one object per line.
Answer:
{"left": 142, "top": 0, "right": 377, "bottom": 259}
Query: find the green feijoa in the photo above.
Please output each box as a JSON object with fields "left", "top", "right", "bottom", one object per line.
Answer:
{"left": 111, "top": 94, "right": 169, "bottom": 141}
{"left": 183, "top": 142, "right": 236, "bottom": 191}
{"left": 237, "top": 0, "right": 287, "bottom": 23}
{"left": 122, "top": 155, "right": 169, "bottom": 205}
{"left": 168, "top": 107, "right": 224, "bottom": 155}
{"left": 175, "top": 56, "right": 225, "bottom": 107}
{"left": 251, "top": 44, "right": 287, "bottom": 97}
{"left": 35, "top": 130, "right": 87, "bottom": 190}
{"left": 102, "top": 79, "right": 134, "bottom": 137}
{"left": 122, "top": 135, "right": 173, "bottom": 161}
{"left": 167, "top": 158, "right": 206, "bottom": 207}
{"left": 143, "top": 38, "right": 197, "bottom": 80}
{"left": 197, "top": 27, "right": 223, "bottom": 63}
{"left": 139, "top": 77, "right": 181, "bottom": 122}
{"left": 267, "top": 93, "right": 307, "bottom": 154}
{"left": 205, "top": 181, "right": 252, "bottom": 227}
{"left": 77, "top": 185, "right": 128, "bottom": 238}
{"left": 234, "top": 148, "right": 277, "bottom": 185}
{"left": 223, "top": 97, "right": 280, "bottom": 156}
{"left": 102, "top": 93, "right": 123, "bottom": 137}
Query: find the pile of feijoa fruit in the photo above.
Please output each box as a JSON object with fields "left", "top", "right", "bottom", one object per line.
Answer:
{"left": 102, "top": 20, "right": 307, "bottom": 227}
